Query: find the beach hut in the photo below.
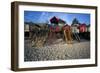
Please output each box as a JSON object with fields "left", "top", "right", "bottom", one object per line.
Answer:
{"left": 71, "top": 18, "right": 80, "bottom": 34}
{"left": 79, "top": 23, "right": 90, "bottom": 40}
{"left": 86, "top": 24, "right": 90, "bottom": 32}
{"left": 79, "top": 23, "right": 86, "bottom": 33}
{"left": 62, "top": 24, "right": 72, "bottom": 44}
{"left": 71, "top": 18, "right": 80, "bottom": 42}
{"left": 50, "top": 16, "right": 66, "bottom": 29}
{"left": 86, "top": 25, "right": 90, "bottom": 40}
{"left": 49, "top": 16, "right": 66, "bottom": 39}
{"left": 24, "top": 22, "right": 30, "bottom": 38}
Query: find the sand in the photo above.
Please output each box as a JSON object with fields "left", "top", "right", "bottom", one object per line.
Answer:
{"left": 24, "top": 39, "right": 90, "bottom": 61}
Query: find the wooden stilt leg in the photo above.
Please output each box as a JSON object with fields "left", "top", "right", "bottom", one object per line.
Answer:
{"left": 63, "top": 30, "right": 68, "bottom": 44}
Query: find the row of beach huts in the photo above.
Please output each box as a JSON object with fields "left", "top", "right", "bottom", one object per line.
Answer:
{"left": 24, "top": 16, "right": 90, "bottom": 44}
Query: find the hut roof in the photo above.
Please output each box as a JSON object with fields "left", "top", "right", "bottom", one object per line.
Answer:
{"left": 80, "top": 23, "right": 86, "bottom": 26}
{"left": 71, "top": 18, "right": 79, "bottom": 26}
{"left": 58, "top": 19, "right": 66, "bottom": 24}
{"left": 50, "top": 16, "right": 59, "bottom": 23}
{"left": 50, "top": 16, "right": 66, "bottom": 24}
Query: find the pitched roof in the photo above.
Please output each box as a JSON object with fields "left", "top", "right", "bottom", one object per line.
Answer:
{"left": 50, "top": 16, "right": 66, "bottom": 24}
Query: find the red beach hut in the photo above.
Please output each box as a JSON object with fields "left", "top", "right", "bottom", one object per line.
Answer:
{"left": 79, "top": 23, "right": 86, "bottom": 33}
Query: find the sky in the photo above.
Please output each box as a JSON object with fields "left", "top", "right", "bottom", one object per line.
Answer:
{"left": 24, "top": 11, "right": 90, "bottom": 25}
